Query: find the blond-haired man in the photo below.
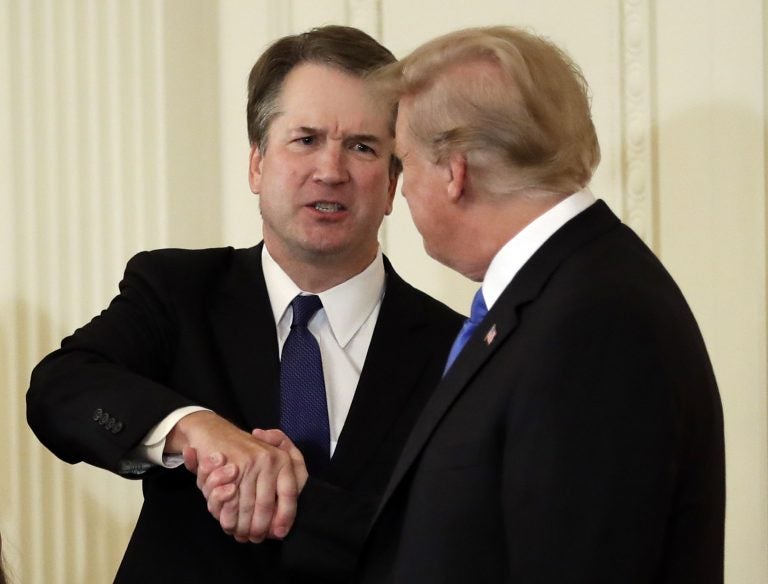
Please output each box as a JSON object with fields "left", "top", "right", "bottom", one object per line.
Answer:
{"left": 356, "top": 26, "right": 725, "bottom": 583}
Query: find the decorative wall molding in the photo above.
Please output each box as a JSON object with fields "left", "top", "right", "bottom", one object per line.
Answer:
{"left": 1, "top": 1, "right": 168, "bottom": 581}
{"left": 620, "top": 0, "right": 655, "bottom": 247}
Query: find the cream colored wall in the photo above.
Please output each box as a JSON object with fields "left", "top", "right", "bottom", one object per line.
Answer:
{"left": 0, "top": 1, "right": 765, "bottom": 582}
{"left": 0, "top": 1, "right": 222, "bottom": 582}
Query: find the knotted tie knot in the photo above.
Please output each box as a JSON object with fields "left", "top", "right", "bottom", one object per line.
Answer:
{"left": 443, "top": 288, "right": 488, "bottom": 375}
{"left": 466, "top": 288, "right": 488, "bottom": 327}
{"left": 290, "top": 294, "right": 323, "bottom": 328}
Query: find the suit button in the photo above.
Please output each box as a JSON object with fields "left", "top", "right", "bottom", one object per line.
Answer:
{"left": 92, "top": 408, "right": 103, "bottom": 421}
{"left": 99, "top": 412, "right": 109, "bottom": 425}
{"left": 111, "top": 421, "right": 124, "bottom": 434}
{"left": 106, "top": 417, "right": 115, "bottom": 431}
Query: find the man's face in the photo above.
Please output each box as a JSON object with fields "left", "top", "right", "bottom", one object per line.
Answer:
{"left": 395, "top": 100, "right": 455, "bottom": 267}
{"left": 249, "top": 63, "right": 396, "bottom": 271}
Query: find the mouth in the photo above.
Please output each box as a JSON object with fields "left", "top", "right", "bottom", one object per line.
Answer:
{"left": 310, "top": 201, "right": 347, "bottom": 213}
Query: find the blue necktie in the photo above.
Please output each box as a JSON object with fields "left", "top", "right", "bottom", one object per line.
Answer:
{"left": 443, "top": 288, "right": 488, "bottom": 375}
{"left": 279, "top": 294, "right": 330, "bottom": 474}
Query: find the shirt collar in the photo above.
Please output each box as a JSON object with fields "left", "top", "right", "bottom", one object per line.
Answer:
{"left": 262, "top": 246, "right": 386, "bottom": 348}
{"left": 482, "top": 188, "right": 596, "bottom": 309}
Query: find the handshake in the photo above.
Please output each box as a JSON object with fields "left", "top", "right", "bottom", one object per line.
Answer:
{"left": 171, "top": 411, "right": 308, "bottom": 544}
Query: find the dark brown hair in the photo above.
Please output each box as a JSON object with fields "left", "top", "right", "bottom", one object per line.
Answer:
{"left": 246, "top": 25, "right": 397, "bottom": 150}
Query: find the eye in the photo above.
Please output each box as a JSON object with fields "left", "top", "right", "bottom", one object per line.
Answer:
{"left": 295, "top": 136, "right": 315, "bottom": 146}
{"left": 352, "top": 142, "right": 376, "bottom": 155}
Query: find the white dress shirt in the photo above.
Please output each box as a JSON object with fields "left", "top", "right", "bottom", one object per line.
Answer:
{"left": 481, "top": 188, "right": 596, "bottom": 309}
{"left": 131, "top": 246, "right": 385, "bottom": 470}
{"left": 262, "top": 245, "right": 385, "bottom": 455}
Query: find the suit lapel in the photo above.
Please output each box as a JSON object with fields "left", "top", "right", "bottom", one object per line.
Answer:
{"left": 328, "top": 260, "right": 441, "bottom": 485}
{"left": 209, "top": 244, "right": 281, "bottom": 430}
{"left": 373, "top": 201, "right": 621, "bottom": 517}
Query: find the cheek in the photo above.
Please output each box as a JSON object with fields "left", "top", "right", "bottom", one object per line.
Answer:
{"left": 359, "top": 168, "right": 396, "bottom": 208}
{"left": 362, "top": 165, "right": 392, "bottom": 187}
{"left": 404, "top": 192, "right": 430, "bottom": 232}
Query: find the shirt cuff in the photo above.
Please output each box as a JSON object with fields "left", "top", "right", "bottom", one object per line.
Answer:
{"left": 137, "top": 406, "right": 210, "bottom": 468}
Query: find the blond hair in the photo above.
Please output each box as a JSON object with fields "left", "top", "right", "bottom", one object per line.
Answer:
{"left": 376, "top": 26, "right": 600, "bottom": 195}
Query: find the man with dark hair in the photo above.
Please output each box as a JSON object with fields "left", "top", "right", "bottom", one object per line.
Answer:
{"left": 355, "top": 26, "right": 725, "bottom": 583}
{"left": 27, "top": 25, "right": 460, "bottom": 583}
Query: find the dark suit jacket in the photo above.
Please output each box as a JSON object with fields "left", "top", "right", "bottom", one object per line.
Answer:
{"left": 26, "top": 244, "right": 462, "bottom": 583}
{"left": 357, "top": 201, "right": 725, "bottom": 583}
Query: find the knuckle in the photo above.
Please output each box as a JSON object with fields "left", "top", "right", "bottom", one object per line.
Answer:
{"left": 277, "top": 483, "right": 299, "bottom": 498}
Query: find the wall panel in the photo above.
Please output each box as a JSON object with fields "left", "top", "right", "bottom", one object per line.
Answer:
{"left": 654, "top": 1, "right": 768, "bottom": 580}
{"left": 0, "top": 1, "right": 221, "bottom": 581}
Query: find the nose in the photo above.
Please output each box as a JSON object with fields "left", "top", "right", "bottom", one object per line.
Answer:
{"left": 314, "top": 143, "right": 349, "bottom": 185}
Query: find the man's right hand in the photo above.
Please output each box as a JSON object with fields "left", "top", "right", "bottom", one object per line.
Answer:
{"left": 185, "top": 428, "right": 308, "bottom": 541}
{"left": 168, "top": 411, "right": 304, "bottom": 543}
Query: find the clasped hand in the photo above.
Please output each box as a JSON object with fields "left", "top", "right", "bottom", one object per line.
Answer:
{"left": 172, "top": 412, "right": 307, "bottom": 543}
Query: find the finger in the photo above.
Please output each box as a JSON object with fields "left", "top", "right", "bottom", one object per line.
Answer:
{"left": 252, "top": 430, "right": 303, "bottom": 461}
{"left": 281, "top": 445, "right": 308, "bottom": 492}
{"left": 247, "top": 453, "right": 282, "bottom": 543}
{"left": 197, "top": 452, "right": 226, "bottom": 491}
{"left": 256, "top": 430, "right": 299, "bottom": 457}
{"left": 258, "top": 431, "right": 308, "bottom": 491}
{"left": 182, "top": 446, "right": 199, "bottom": 473}
{"left": 251, "top": 428, "right": 283, "bottom": 447}
{"left": 202, "top": 463, "right": 237, "bottom": 499}
{"left": 219, "top": 490, "right": 240, "bottom": 536}
{"left": 207, "top": 483, "right": 237, "bottom": 520}
{"left": 232, "top": 459, "right": 262, "bottom": 543}
{"left": 269, "top": 463, "right": 300, "bottom": 539}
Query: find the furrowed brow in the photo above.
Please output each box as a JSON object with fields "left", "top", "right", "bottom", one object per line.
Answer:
{"left": 348, "top": 134, "right": 381, "bottom": 145}
{"left": 297, "top": 126, "right": 321, "bottom": 135}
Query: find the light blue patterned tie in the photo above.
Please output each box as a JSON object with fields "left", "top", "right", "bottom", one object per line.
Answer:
{"left": 443, "top": 288, "right": 488, "bottom": 375}
{"left": 279, "top": 294, "right": 330, "bottom": 474}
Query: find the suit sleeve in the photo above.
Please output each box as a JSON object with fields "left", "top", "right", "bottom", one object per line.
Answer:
{"left": 26, "top": 251, "right": 197, "bottom": 475}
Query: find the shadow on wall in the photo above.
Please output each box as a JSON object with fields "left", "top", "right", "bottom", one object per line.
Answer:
{"left": 653, "top": 99, "right": 768, "bottom": 582}
{"left": 650, "top": 99, "right": 766, "bottom": 355}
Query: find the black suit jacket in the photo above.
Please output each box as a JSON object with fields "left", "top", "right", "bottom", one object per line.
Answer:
{"left": 26, "top": 244, "right": 462, "bottom": 583}
{"left": 357, "top": 201, "right": 725, "bottom": 583}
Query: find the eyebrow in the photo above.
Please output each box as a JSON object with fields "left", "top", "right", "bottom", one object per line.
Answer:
{"left": 348, "top": 134, "right": 382, "bottom": 144}
{"left": 295, "top": 126, "right": 383, "bottom": 144}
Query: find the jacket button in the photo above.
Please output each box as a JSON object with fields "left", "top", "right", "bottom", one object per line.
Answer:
{"left": 92, "top": 408, "right": 103, "bottom": 421}
{"left": 111, "top": 421, "right": 124, "bottom": 434}
{"left": 99, "top": 412, "right": 109, "bottom": 425}
{"left": 106, "top": 417, "right": 115, "bottom": 431}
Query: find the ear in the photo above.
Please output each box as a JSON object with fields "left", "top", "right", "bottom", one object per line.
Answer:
{"left": 446, "top": 151, "right": 467, "bottom": 203}
{"left": 248, "top": 144, "right": 264, "bottom": 194}
{"left": 384, "top": 172, "right": 398, "bottom": 216}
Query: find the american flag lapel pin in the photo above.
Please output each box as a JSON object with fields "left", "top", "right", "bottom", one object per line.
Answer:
{"left": 484, "top": 324, "right": 497, "bottom": 346}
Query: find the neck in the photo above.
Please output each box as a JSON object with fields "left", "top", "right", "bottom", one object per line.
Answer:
{"left": 453, "top": 191, "right": 568, "bottom": 282}
{"left": 266, "top": 243, "right": 378, "bottom": 293}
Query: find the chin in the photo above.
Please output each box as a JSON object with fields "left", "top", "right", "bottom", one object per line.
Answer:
{"left": 425, "top": 243, "right": 482, "bottom": 282}
{"left": 424, "top": 242, "right": 450, "bottom": 269}
{"left": 301, "top": 236, "right": 368, "bottom": 260}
